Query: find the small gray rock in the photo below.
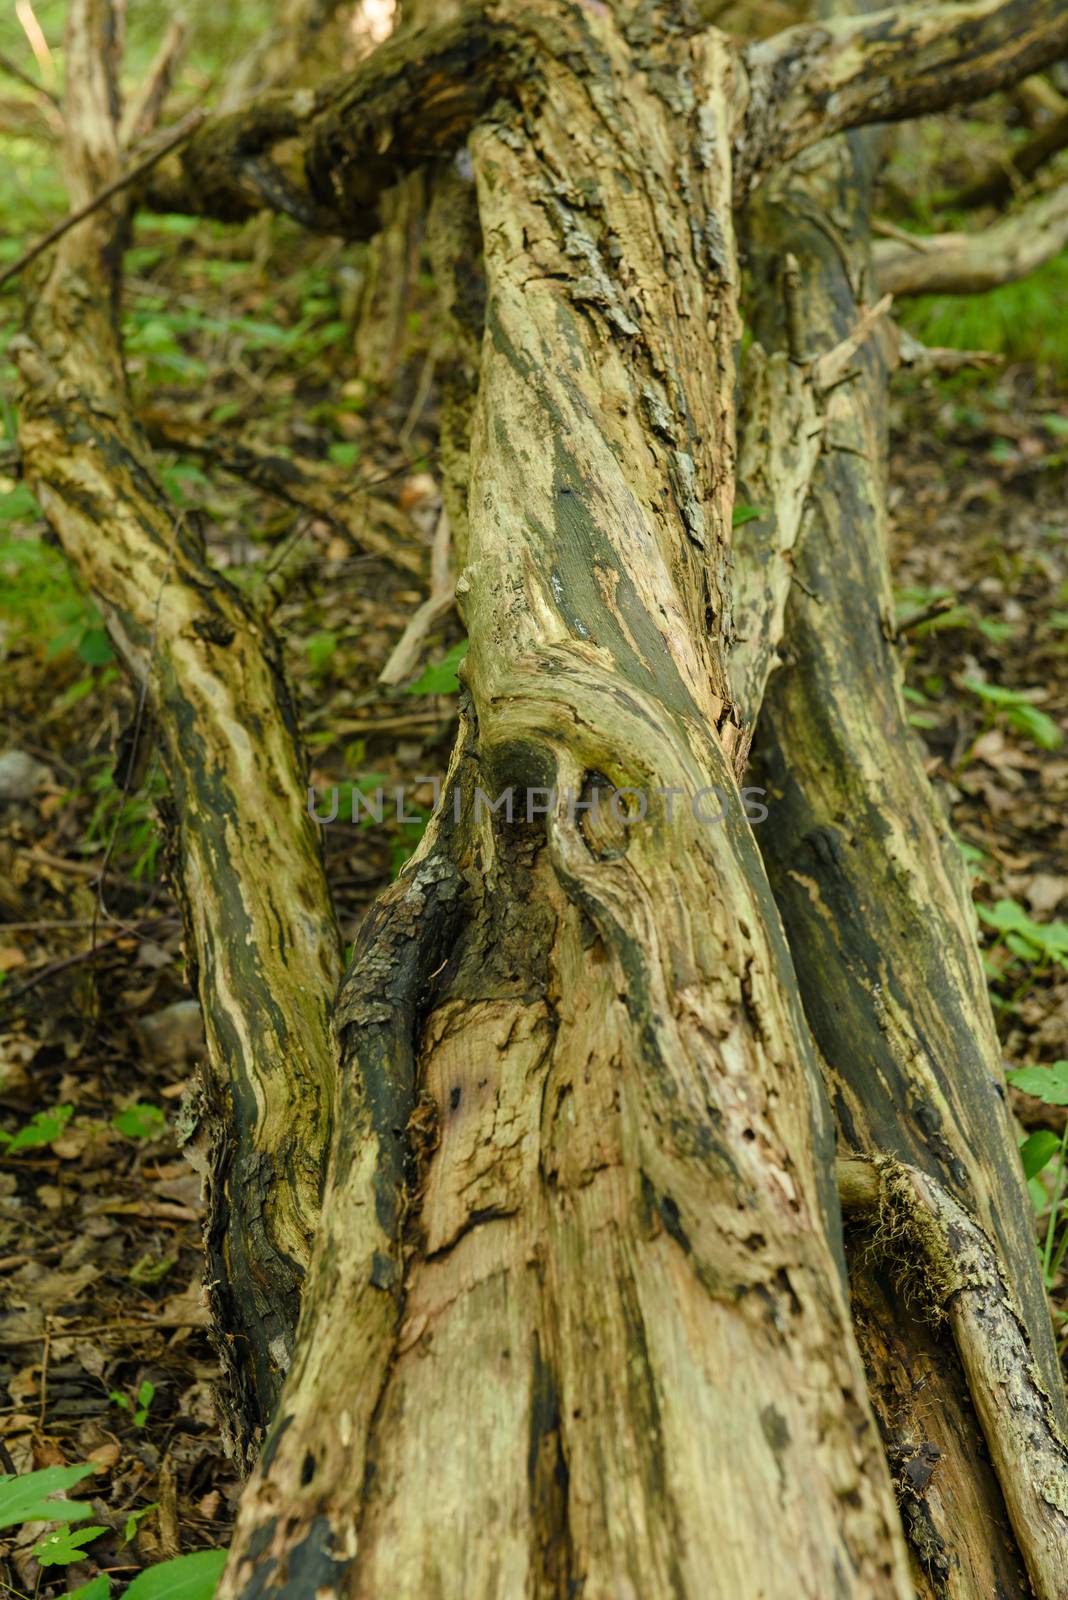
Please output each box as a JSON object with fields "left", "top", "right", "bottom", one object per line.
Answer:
{"left": 0, "top": 748, "right": 51, "bottom": 801}
{"left": 134, "top": 999, "right": 206, "bottom": 1067}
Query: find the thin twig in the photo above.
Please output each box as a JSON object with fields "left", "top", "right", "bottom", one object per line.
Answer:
{"left": 37, "top": 1315, "right": 51, "bottom": 1431}
{"left": 379, "top": 505, "right": 455, "bottom": 685}
{"left": 3, "top": 915, "right": 179, "bottom": 1000}
{"left": 0, "top": 47, "right": 58, "bottom": 104}
{"left": 0, "top": 109, "right": 205, "bottom": 290}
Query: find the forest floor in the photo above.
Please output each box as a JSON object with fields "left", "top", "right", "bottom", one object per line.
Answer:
{"left": 0, "top": 32, "right": 1066, "bottom": 1593}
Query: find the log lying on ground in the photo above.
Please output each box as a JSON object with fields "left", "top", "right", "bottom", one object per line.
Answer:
{"left": 954, "top": 103, "right": 1068, "bottom": 209}
{"left": 874, "top": 181, "right": 1068, "bottom": 295}
{"left": 19, "top": 0, "right": 1068, "bottom": 1590}
{"left": 218, "top": 12, "right": 916, "bottom": 1596}
{"left": 14, "top": 0, "right": 341, "bottom": 1454}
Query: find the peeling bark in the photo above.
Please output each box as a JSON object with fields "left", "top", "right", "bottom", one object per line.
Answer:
{"left": 839, "top": 1156, "right": 1068, "bottom": 1600}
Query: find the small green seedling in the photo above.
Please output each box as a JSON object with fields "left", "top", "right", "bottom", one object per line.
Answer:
{"left": 34, "top": 1521, "right": 107, "bottom": 1567}
{"left": 112, "top": 1103, "right": 167, "bottom": 1140}
{"left": 0, "top": 1104, "right": 73, "bottom": 1154}
{"left": 110, "top": 1379, "right": 156, "bottom": 1427}
{"left": 962, "top": 676, "right": 1063, "bottom": 751}
{"left": 408, "top": 640, "right": 468, "bottom": 695}
{"left": 1008, "top": 1062, "right": 1068, "bottom": 1288}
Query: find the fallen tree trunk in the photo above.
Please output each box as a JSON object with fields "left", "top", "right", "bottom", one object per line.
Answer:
{"left": 16, "top": 0, "right": 1068, "bottom": 1593}
{"left": 735, "top": 76, "right": 1066, "bottom": 1582}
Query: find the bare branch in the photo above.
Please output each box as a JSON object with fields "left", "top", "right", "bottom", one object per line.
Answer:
{"left": 739, "top": 0, "right": 1068, "bottom": 196}
{"left": 955, "top": 104, "right": 1068, "bottom": 207}
{"left": 15, "top": 0, "right": 341, "bottom": 1447}
{"left": 893, "top": 326, "right": 1002, "bottom": 376}
{"left": 118, "top": 15, "right": 185, "bottom": 144}
{"left": 142, "top": 411, "right": 426, "bottom": 573}
{"left": 378, "top": 504, "right": 455, "bottom": 684}
{"left": 0, "top": 108, "right": 204, "bottom": 289}
{"left": 146, "top": 9, "right": 511, "bottom": 234}
{"left": 874, "top": 181, "right": 1068, "bottom": 294}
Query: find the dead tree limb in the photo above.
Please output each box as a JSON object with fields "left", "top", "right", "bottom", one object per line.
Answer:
{"left": 142, "top": 413, "right": 426, "bottom": 574}
{"left": 874, "top": 181, "right": 1068, "bottom": 295}
{"left": 13, "top": 0, "right": 341, "bottom": 1454}
{"left": 739, "top": 0, "right": 1068, "bottom": 194}
{"left": 839, "top": 1155, "right": 1068, "bottom": 1600}
{"left": 132, "top": 0, "right": 1068, "bottom": 232}
{"left": 954, "top": 104, "right": 1068, "bottom": 208}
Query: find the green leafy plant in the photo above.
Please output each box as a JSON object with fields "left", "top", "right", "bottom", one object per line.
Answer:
{"left": 112, "top": 1103, "right": 168, "bottom": 1140}
{"left": 978, "top": 900, "right": 1068, "bottom": 972}
{"left": 0, "top": 1463, "right": 95, "bottom": 1529}
{"left": 894, "top": 584, "right": 1014, "bottom": 646}
{"left": 731, "top": 503, "right": 763, "bottom": 528}
{"left": 110, "top": 1378, "right": 156, "bottom": 1427}
{"left": 305, "top": 630, "right": 339, "bottom": 677}
{"left": 0, "top": 1103, "right": 73, "bottom": 1154}
{"left": 0, "top": 1462, "right": 224, "bottom": 1599}
{"left": 123, "top": 1503, "right": 160, "bottom": 1543}
{"left": 1008, "top": 1062, "right": 1068, "bottom": 1289}
{"left": 34, "top": 1520, "right": 108, "bottom": 1567}
{"left": 408, "top": 640, "right": 468, "bottom": 695}
{"left": 124, "top": 1548, "right": 228, "bottom": 1600}
{"left": 0, "top": 525, "right": 111, "bottom": 667}
{"left": 83, "top": 761, "right": 165, "bottom": 882}
{"left": 962, "top": 676, "right": 1063, "bottom": 751}
{"left": 67, "top": 1577, "right": 111, "bottom": 1600}
{"left": 901, "top": 252, "right": 1068, "bottom": 372}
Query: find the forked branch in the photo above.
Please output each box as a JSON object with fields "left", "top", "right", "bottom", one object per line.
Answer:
{"left": 129, "top": 0, "right": 1068, "bottom": 236}
{"left": 739, "top": 0, "right": 1068, "bottom": 194}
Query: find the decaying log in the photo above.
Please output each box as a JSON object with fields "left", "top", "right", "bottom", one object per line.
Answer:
{"left": 16, "top": 0, "right": 1068, "bottom": 1591}
{"left": 13, "top": 0, "right": 341, "bottom": 1453}
{"left": 218, "top": 11, "right": 918, "bottom": 1596}
{"left": 733, "top": 14, "right": 1067, "bottom": 1577}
